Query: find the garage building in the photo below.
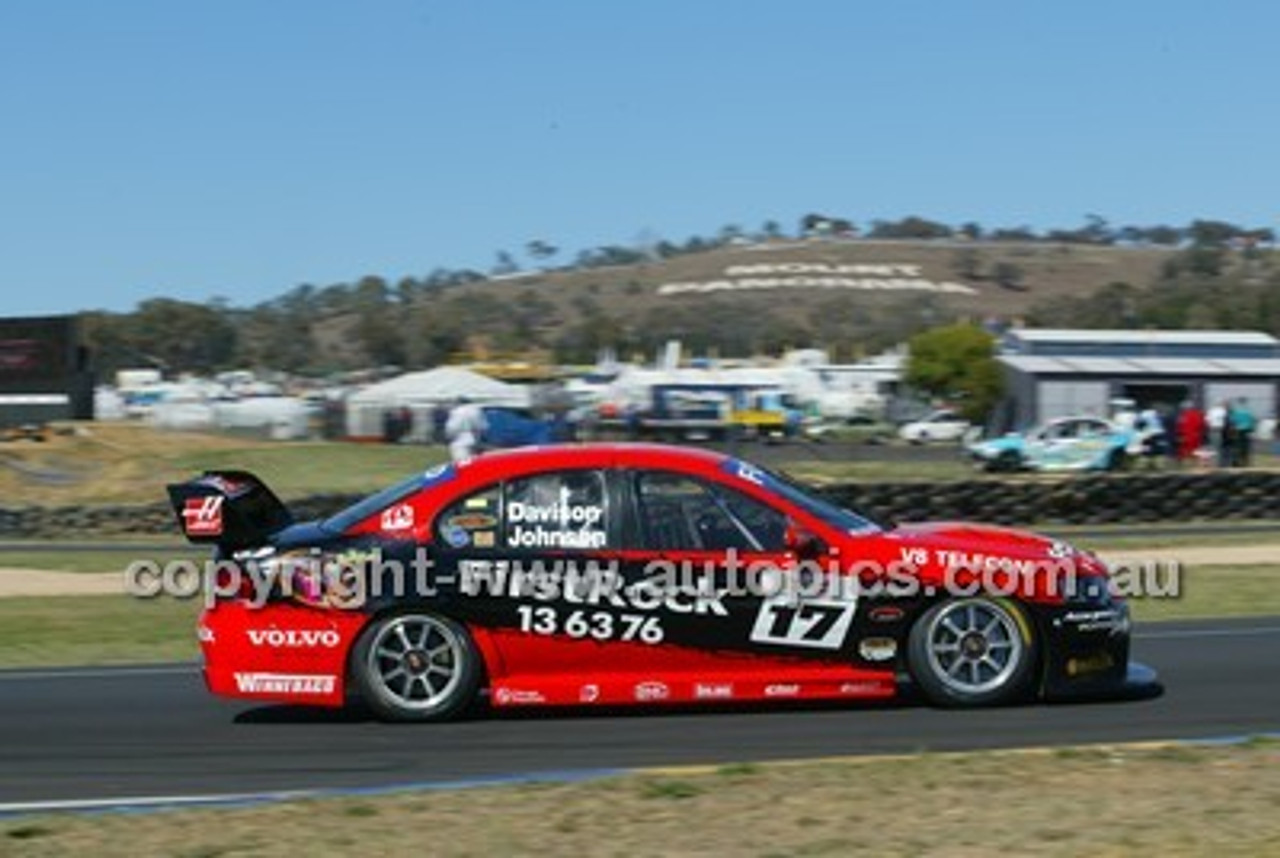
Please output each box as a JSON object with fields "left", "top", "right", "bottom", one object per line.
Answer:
{"left": 997, "top": 328, "right": 1280, "bottom": 428}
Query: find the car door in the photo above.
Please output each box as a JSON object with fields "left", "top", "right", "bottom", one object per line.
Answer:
{"left": 427, "top": 467, "right": 623, "bottom": 653}
{"left": 617, "top": 468, "right": 858, "bottom": 660}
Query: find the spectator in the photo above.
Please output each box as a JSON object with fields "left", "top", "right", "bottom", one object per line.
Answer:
{"left": 1230, "top": 397, "right": 1257, "bottom": 467}
{"left": 1135, "top": 407, "right": 1167, "bottom": 467}
{"left": 1217, "top": 401, "right": 1236, "bottom": 468}
{"left": 445, "top": 397, "right": 487, "bottom": 462}
{"left": 431, "top": 402, "right": 450, "bottom": 445}
{"left": 1175, "top": 402, "right": 1207, "bottom": 465}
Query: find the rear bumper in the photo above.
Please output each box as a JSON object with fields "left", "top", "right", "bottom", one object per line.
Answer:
{"left": 198, "top": 601, "right": 366, "bottom": 708}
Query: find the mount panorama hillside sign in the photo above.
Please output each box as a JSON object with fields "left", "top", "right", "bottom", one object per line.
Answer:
{"left": 657, "top": 263, "right": 977, "bottom": 297}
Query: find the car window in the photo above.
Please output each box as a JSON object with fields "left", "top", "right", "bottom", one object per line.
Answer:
{"left": 435, "top": 484, "right": 501, "bottom": 550}
{"left": 504, "top": 470, "right": 610, "bottom": 550}
{"left": 1044, "top": 422, "right": 1075, "bottom": 440}
{"left": 323, "top": 463, "right": 456, "bottom": 533}
{"left": 634, "top": 471, "right": 787, "bottom": 552}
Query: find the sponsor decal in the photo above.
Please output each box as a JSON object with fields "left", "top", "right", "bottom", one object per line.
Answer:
{"left": 868, "top": 605, "right": 905, "bottom": 623}
{"left": 839, "top": 681, "right": 885, "bottom": 695}
{"left": 233, "top": 672, "right": 336, "bottom": 695}
{"left": 448, "top": 513, "right": 498, "bottom": 531}
{"left": 460, "top": 559, "right": 728, "bottom": 618}
{"left": 246, "top": 627, "right": 341, "bottom": 648}
{"left": 182, "top": 495, "right": 224, "bottom": 537}
{"left": 732, "top": 460, "right": 765, "bottom": 486}
{"left": 579, "top": 683, "right": 600, "bottom": 703}
{"left": 764, "top": 683, "right": 800, "bottom": 697}
{"left": 1060, "top": 609, "right": 1129, "bottom": 634}
{"left": 196, "top": 624, "right": 215, "bottom": 643}
{"left": 1066, "top": 652, "right": 1116, "bottom": 677}
{"left": 634, "top": 681, "right": 670, "bottom": 702}
{"left": 693, "top": 682, "right": 734, "bottom": 700}
{"left": 381, "top": 503, "right": 415, "bottom": 531}
{"left": 464, "top": 496, "right": 492, "bottom": 509}
{"left": 205, "top": 475, "right": 248, "bottom": 494}
{"left": 441, "top": 523, "right": 470, "bottom": 548}
{"left": 472, "top": 531, "right": 495, "bottom": 548}
{"left": 493, "top": 687, "right": 547, "bottom": 705}
{"left": 1047, "top": 540, "right": 1075, "bottom": 559}
{"left": 858, "top": 637, "right": 898, "bottom": 662}
{"left": 929, "top": 549, "right": 1051, "bottom": 576}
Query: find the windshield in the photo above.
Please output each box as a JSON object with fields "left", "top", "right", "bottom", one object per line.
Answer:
{"left": 720, "top": 459, "right": 880, "bottom": 534}
{"left": 321, "top": 464, "right": 456, "bottom": 532}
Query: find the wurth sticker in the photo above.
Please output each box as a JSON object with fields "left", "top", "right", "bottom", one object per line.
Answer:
{"left": 183, "top": 495, "right": 224, "bottom": 536}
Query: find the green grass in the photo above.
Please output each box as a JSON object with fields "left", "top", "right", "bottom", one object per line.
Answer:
{"left": 1126, "top": 564, "right": 1280, "bottom": 623}
{"left": 0, "top": 595, "right": 200, "bottom": 667}
{"left": 167, "top": 442, "right": 449, "bottom": 500}
{"left": 0, "top": 548, "right": 206, "bottom": 574}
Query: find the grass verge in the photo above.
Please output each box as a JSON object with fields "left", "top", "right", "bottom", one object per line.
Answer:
{"left": 4, "top": 740, "right": 1279, "bottom": 856}
{"left": 0, "top": 596, "right": 199, "bottom": 667}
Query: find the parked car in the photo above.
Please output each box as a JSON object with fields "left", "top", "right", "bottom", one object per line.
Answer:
{"left": 898, "top": 409, "right": 972, "bottom": 444}
{"left": 968, "top": 416, "right": 1133, "bottom": 472}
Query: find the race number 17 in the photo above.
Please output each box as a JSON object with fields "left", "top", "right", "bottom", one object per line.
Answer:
{"left": 750, "top": 595, "right": 856, "bottom": 650}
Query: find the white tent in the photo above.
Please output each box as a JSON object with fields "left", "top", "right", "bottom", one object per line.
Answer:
{"left": 345, "top": 367, "right": 530, "bottom": 440}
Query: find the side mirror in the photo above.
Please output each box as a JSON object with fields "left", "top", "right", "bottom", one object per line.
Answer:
{"left": 785, "top": 521, "right": 823, "bottom": 559}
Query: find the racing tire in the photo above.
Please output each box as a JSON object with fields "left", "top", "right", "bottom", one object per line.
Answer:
{"left": 907, "top": 597, "right": 1039, "bottom": 707}
{"left": 989, "top": 450, "right": 1022, "bottom": 473}
{"left": 352, "top": 611, "right": 482, "bottom": 722}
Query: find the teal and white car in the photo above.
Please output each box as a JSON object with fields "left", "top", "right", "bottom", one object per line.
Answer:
{"left": 967, "top": 416, "right": 1134, "bottom": 473}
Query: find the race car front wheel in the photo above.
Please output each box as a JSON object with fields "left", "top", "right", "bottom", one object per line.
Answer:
{"left": 352, "top": 611, "right": 481, "bottom": 722}
{"left": 907, "top": 597, "right": 1038, "bottom": 707}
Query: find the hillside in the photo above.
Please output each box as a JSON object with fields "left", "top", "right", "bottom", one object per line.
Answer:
{"left": 81, "top": 237, "right": 1192, "bottom": 375}
{"left": 312, "top": 239, "right": 1175, "bottom": 365}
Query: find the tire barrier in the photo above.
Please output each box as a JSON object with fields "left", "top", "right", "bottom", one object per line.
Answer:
{"left": 816, "top": 470, "right": 1280, "bottom": 528}
{"left": 1, "top": 470, "right": 1277, "bottom": 539}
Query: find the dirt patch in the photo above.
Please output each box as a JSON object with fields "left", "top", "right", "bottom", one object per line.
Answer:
{"left": 1101, "top": 544, "right": 1280, "bottom": 567}
{"left": 0, "top": 570, "right": 120, "bottom": 598}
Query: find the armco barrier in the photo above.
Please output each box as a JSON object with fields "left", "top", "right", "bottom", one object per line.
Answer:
{"left": 0, "top": 471, "right": 1276, "bottom": 539}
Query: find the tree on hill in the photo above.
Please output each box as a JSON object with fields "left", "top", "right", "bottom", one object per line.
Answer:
{"left": 868, "top": 216, "right": 952, "bottom": 240}
{"left": 526, "top": 240, "right": 558, "bottom": 266}
{"left": 905, "top": 323, "right": 1004, "bottom": 423}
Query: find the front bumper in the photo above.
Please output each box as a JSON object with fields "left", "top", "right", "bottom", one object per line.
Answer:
{"left": 1036, "top": 603, "right": 1162, "bottom": 701}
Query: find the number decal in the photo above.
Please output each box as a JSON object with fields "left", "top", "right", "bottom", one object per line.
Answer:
{"left": 516, "top": 606, "right": 664, "bottom": 644}
{"left": 750, "top": 595, "right": 857, "bottom": 650}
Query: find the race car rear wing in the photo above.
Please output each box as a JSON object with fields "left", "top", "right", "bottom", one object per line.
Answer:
{"left": 166, "top": 470, "right": 293, "bottom": 550}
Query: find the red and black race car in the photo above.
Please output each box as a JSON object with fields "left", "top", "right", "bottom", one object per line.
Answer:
{"left": 168, "top": 443, "right": 1159, "bottom": 721}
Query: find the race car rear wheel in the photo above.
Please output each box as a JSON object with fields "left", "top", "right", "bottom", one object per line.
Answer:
{"left": 353, "top": 611, "right": 481, "bottom": 722}
{"left": 908, "top": 597, "right": 1038, "bottom": 707}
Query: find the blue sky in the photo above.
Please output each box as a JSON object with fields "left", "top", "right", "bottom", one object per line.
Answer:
{"left": 2, "top": 0, "right": 1276, "bottom": 315}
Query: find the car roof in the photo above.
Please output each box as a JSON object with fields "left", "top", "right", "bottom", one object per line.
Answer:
{"left": 455, "top": 442, "right": 732, "bottom": 482}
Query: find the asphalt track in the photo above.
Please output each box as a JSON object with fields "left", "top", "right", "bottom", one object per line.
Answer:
{"left": 0, "top": 616, "right": 1278, "bottom": 807}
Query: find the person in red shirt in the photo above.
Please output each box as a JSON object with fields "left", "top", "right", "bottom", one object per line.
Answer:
{"left": 1176, "top": 403, "right": 1207, "bottom": 464}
